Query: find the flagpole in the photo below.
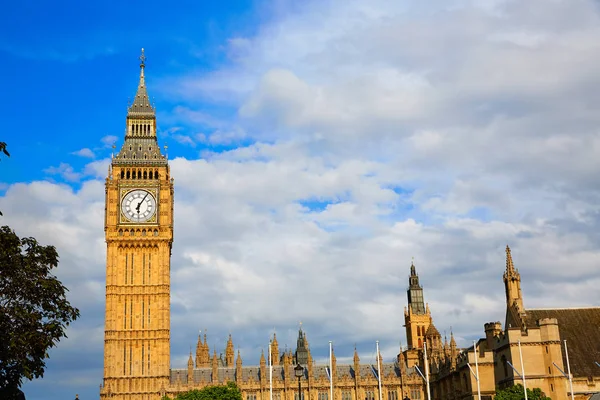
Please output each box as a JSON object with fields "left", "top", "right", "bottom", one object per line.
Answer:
{"left": 518, "top": 340, "right": 528, "bottom": 400}
{"left": 423, "top": 342, "right": 431, "bottom": 400}
{"left": 269, "top": 340, "right": 273, "bottom": 400}
{"left": 399, "top": 340, "right": 405, "bottom": 400}
{"left": 473, "top": 341, "right": 481, "bottom": 400}
{"left": 329, "top": 341, "right": 333, "bottom": 400}
{"left": 376, "top": 341, "right": 383, "bottom": 400}
{"left": 564, "top": 340, "right": 575, "bottom": 400}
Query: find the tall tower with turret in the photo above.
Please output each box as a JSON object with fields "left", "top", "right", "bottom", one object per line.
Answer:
{"left": 503, "top": 245, "right": 526, "bottom": 330}
{"left": 295, "top": 327, "right": 309, "bottom": 365}
{"left": 404, "top": 261, "right": 432, "bottom": 350}
{"left": 100, "top": 49, "right": 174, "bottom": 400}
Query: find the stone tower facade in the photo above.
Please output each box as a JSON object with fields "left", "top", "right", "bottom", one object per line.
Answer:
{"left": 294, "top": 327, "right": 309, "bottom": 366}
{"left": 100, "top": 49, "right": 174, "bottom": 400}
{"left": 404, "top": 262, "right": 433, "bottom": 351}
{"left": 503, "top": 245, "right": 526, "bottom": 330}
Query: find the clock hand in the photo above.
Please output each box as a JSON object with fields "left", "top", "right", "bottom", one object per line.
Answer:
{"left": 136, "top": 193, "right": 149, "bottom": 212}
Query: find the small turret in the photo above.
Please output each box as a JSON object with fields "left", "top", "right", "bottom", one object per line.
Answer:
{"left": 376, "top": 347, "right": 383, "bottom": 383}
{"left": 236, "top": 350, "right": 243, "bottom": 384}
{"left": 196, "top": 332, "right": 210, "bottom": 367}
{"left": 260, "top": 349, "right": 266, "bottom": 384}
{"left": 425, "top": 323, "right": 442, "bottom": 359}
{"left": 271, "top": 334, "right": 280, "bottom": 366}
{"left": 195, "top": 333, "right": 202, "bottom": 367}
{"left": 449, "top": 331, "right": 457, "bottom": 370}
{"left": 203, "top": 333, "right": 209, "bottom": 365}
{"left": 226, "top": 334, "right": 235, "bottom": 367}
{"left": 260, "top": 349, "right": 266, "bottom": 367}
{"left": 397, "top": 348, "right": 407, "bottom": 375}
{"left": 331, "top": 345, "right": 337, "bottom": 382}
{"left": 187, "top": 351, "right": 194, "bottom": 383}
{"left": 353, "top": 346, "right": 360, "bottom": 384}
{"left": 443, "top": 335, "right": 449, "bottom": 359}
{"left": 484, "top": 321, "right": 502, "bottom": 350}
{"left": 212, "top": 349, "right": 218, "bottom": 384}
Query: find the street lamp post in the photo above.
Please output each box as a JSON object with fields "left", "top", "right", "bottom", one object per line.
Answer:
{"left": 295, "top": 363, "right": 304, "bottom": 400}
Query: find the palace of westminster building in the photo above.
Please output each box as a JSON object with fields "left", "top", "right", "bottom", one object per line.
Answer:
{"left": 99, "top": 52, "right": 600, "bottom": 400}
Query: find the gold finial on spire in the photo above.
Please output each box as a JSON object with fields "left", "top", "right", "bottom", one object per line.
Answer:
{"left": 140, "top": 48, "right": 146, "bottom": 67}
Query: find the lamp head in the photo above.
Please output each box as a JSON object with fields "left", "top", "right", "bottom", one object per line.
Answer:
{"left": 294, "top": 363, "right": 304, "bottom": 378}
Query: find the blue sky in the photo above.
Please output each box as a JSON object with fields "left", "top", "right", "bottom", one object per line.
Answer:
{"left": 1, "top": 0, "right": 259, "bottom": 185}
{"left": 2, "top": 1, "right": 600, "bottom": 400}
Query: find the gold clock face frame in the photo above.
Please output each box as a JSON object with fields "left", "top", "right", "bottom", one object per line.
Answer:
{"left": 120, "top": 188, "right": 158, "bottom": 223}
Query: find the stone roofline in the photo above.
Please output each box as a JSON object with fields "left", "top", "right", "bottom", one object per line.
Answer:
{"left": 173, "top": 361, "right": 404, "bottom": 371}
{"left": 111, "top": 160, "right": 168, "bottom": 167}
{"left": 527, "top": 307, "right": 599, "bottom": 310}
{"left": 126, "top": 111, "right": 156, "bottom": 117}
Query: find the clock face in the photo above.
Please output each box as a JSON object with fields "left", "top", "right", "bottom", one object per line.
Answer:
{"left": 121, "top": 189, "right": 157, "bottom": 223}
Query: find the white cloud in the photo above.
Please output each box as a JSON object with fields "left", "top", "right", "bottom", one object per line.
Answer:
{"left": 159, "top": 0, "right": 600, "bottom": 352}
{"left": 71, "top": 148, "right": 95, "bottom": 158}
{"left": 7, "top": 0, "right": 600, "bottom": 396}
{"left": 44, "top": 163, "right": 82, "bottom": 182}
{"left": 100, "top": 135, "right": 118, "bottom": 147}
{"left": 172, "top": 134, "right": 196, "bottom": 147}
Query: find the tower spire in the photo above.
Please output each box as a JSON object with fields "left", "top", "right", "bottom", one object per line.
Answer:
{"left": 139, "top": 48, "right": 146, "bottom": 85}
{"left": 503, "top": 245, "right": 525, "bottom": 329}
{"left": 295, "top": 325, "right": 309, "bottom": 365}
{"left": 114, "top": 49, "right": 165, "bottom": 164}
{"left": 127, "top": 48, "right": 155, "bottom": 116}
{"left": 407, "top": 260, "right": 425, "bottom": 314}
{"left": 505, "top": 245, "right": 515, "bottom": 273}
{"left": 503, "top": 245, "right": 523, "bottom": 306}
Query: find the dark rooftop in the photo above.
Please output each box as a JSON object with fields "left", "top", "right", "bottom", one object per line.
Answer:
{"left": 525, "top": 307, "right": 600, "bottom": 378}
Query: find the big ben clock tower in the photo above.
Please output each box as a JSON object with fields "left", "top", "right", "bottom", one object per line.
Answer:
{"left": 101, "top": 49, "right": 173, "bottom": 400}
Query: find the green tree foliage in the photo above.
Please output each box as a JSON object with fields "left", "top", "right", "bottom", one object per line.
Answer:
{"left": 0, "top": 226, "right": 80, "bottom": 399}
{"left": 161, "top": 382, "right": 243, "bottom": 400}
{"left": 495, "top": 384, "right": 551, "bottom": 400}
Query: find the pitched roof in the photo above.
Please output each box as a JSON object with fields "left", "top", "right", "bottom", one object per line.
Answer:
{"left": 170, "top": 362, "right": 415, "bottom": 385}
{"left": 128, "top": 50, "right": 155, "bottom": 117}
{"left": 525, "top": 307, "right": 600, "bottom": 378}
{"left": 425, "top": 323, "right": 440, "bottom": 337}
